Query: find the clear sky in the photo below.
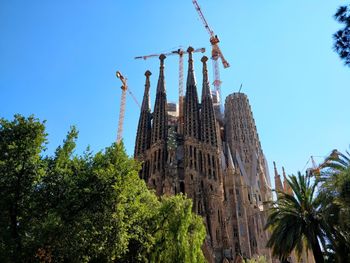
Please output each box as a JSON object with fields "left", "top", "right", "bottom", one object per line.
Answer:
{"left": 1, "top": 0, "right": 349, "bottom": 184}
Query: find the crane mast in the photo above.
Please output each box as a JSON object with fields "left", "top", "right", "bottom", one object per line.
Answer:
{"left": 135, "top": 47, "right": 205, "bottom": 133}
{"left": 115, "top": 71, "right": 140, "bottom": 143}
{"left": 192, "top": 0, "right": 230, "bottom": 114}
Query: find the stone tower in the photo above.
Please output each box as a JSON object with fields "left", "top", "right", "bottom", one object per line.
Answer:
{"left": 134, "top": 48, "right": 273, "bottom": 262}
{"left": 224, "top": 93, "right": 272, "bottom": 259}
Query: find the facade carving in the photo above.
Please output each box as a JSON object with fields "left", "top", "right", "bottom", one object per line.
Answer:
{"left": 134, "top": 47, "right": 278, "bottom": 262}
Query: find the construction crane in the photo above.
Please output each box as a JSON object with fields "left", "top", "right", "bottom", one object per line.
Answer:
{"left": 135, "top": 47, "right": 205, "bottom": 134}
{"left": 115, "top": 71, "right": 140, "bottom": 143}
{"left": 192, "top": 0, "right": 230, "bottom": 112}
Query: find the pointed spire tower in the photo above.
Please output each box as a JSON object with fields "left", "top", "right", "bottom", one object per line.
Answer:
{"left": 184, "top": 47, "right": 200, "bottom": 140}
{"left": 273, "top": 161, "right": 283, "bottom": 194}
{"left": 282, "top": 167, "right": 293, "bottom": 195}
{"left": 151, "top": 55, "right": 168, "bottom": 144}
{"left": 200, "top": 56, "right": 218, "bottom": 147}
{"left": 134, "top": 70, "right": 152, "bottom": 158}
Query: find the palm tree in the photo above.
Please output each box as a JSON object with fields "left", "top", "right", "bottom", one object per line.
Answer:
{"left": 320, "top": 149, "right": 350, "bottom": 173}
{"left": 265, "top": 172, "right": 327, "bottom": 263}
{"left": 319, "top": 149, "right": 350, "bottom": 262}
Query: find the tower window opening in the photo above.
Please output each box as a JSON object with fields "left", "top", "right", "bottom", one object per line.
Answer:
{"left": 180, "top": 182, "right": 185, "bottom": 194}
{"left": 233, "top": 228, "right": 238, "bottom": 237}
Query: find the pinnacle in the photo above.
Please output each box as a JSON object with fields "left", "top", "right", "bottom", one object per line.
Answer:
{"left": 145, "top": 70, "right": 152, "bottom": 77}
{"left": 187, "top": 46, "right": 194, "bottom": 53}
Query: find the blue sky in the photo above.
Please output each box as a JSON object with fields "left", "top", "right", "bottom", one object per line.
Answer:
{"left": 1, "top": 0, "right": 349, "bottom": 183}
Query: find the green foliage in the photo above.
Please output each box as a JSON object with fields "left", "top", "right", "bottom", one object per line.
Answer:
{"left": 265, "top": 173, "right": 326, "bottom": 263}
{"left": 333, "top": 4, "right": 350, "bottom": 67}
{"left": 0, "top": 114, "right": 47, "bottom": 262}
{"left": 318, "top": 149, "right": 350, "bottom": 262}
{"left": 266, "top": 148, "right": 350, "bottom": 263}
{"left": 150, "top": 195, "right": 206, "bottom": 263}
{"left": 0, "top": 115, "right": 206, "bottom": 262}
{"left": 244, "top": 256, "right": 268, "bottom": 263}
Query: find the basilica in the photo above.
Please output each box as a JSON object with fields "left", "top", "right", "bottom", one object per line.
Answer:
{"left": 134, "top": 47, "right": 274, "bottom": 262}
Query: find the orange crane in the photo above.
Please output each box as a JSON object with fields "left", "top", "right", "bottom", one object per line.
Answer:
{"left": 135, "top": 47, "right": 205, "bottom": 133}
{"left": 115, "top": 70, "right": 140, "bottom": 143}
{"left": 192, "top": 0, "right": 230, "bottom": 112}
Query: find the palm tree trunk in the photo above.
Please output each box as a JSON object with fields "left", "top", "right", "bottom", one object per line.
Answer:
{"left": 311, "top": 240, "right": 324, "bottom": 263}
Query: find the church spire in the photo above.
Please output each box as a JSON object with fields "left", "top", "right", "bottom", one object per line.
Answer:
{"left": 282, "top": 166, "right": 293, "bottom": 195}
{"left": 134, "top": 70, "right": 152, "bottom": 157}
{"left": 151, "top": 55, "right": 168, "bottom": 144}
{"left": 184, "top": 47, "right": 200, "bottom": 139}
{"left": 200, "top": 56, "right": 218, "bottom": 146}
{"left": 273, "top": 161, "right": 283, "bottom": 193}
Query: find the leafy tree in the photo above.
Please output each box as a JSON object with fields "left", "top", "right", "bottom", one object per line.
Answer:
{"left": 265, "top": 173, "right": 327, "bottom": 263}
{"left": 333, "top": 4, "right": 350, "bottom": 67}
{"left": 318, "top": 149, "right": 350, "bottom": 262}
{"left": 0, "top": 115, "right": 206, "bottom": 262}
{"left": 0, "top": 115, "right": 47, "bottom": 262}
{"left": 149, "top": 195, "right": 206, "bottom": 263}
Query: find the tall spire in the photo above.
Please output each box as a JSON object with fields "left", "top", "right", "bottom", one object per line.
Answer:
{"left": 151, "top": 55, "right": 168, "bottom": 144}
{"left": 282, "top": 166, "right": 293, "bottom": 195}
{"left": 273, "top": 161, "right": 283, "bottom": 193}
{"left": 134, "top": 70, "right": 152, "bottom": 157}
{"left": 184, "top": 47, "right": 200, "bottom": 139}
{"left": 200, "top": 56, "right": 218, "bottom": 146}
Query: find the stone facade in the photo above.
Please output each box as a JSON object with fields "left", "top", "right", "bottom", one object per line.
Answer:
{"left": 134, "top": 47, "right": 274, "bottom": 262}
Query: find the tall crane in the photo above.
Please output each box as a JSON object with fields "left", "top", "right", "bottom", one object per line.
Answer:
{"left": 192, "top": 0, "right": 230, "bottom": 112}
{"left": 135, "top": 47, "right": 205, "bottom": 134}
{"left": 115, "top": 71, "right": 140, "bottom": 143}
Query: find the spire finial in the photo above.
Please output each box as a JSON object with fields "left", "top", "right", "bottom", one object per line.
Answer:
{"left": 144, "top": 70, "right": 152, "bottom": 94}
{"left": 282, "top": 166, "right": 286, "bottom": 178}
{"left": 145, "top": 70, "right": 152, "bottom": 77}
{"left": 159, "top": 54, "right": 166, "bottom": 63}
{"left": 273, "top": 161, "right": 279, "bottom": 177}
{"left": 201, "top": 56, "right": 210, "bottom": 100}
{"left": 201, "top": 56, "right": 208, "bottom": 68}
{"left": 156, "top": 55, "right": 166, "bottom": 93}
{"left": 187, "top": 46, "right": 194, "bottom": 70}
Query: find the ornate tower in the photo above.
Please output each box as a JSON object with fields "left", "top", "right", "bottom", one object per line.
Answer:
{"left": 224, "top": 93, "right": 272, "bottom": 259}
{"left": 134, "top": 71, "right": 152, "bottom": 179}
{"left": 149, "top": 55, "right": 168, "bottom": 195}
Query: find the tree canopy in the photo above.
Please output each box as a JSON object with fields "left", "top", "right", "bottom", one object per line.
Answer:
{"left": 0, "top": 114, "right": 206, "bottom": 263}
{"left": 333, "top": 4, "right": 350, "bottom": 67}
{"left": 265, "top": 149, "right": 350, "bottom": 263}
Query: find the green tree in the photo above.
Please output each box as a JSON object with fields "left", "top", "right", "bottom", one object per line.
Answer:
{"left": 333, "top": 4, "right": 350, "bottom": 67}
{"left": 150, "top": 195, "right": 206, "bottom": 263}
{"left": 0, "top": 114, "right": 206, "bottom": 262}
{"left": 0, "top": 115, "right": 47, "bottom": 262}
{"left": 318, "top": 149, "right": 350, "bottom": 262}
{"left": 265, "top": 173, "right": 327, "bottom": 263}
